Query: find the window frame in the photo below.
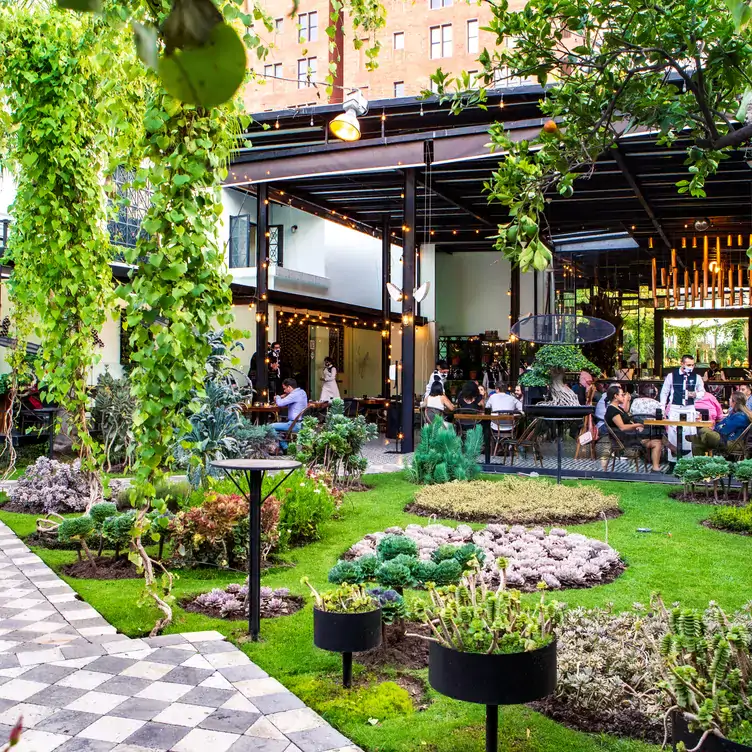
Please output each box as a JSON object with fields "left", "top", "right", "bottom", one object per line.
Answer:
{"left": 394, "top": 81, "right": 405, "bottom": 97}
{"left": 298, "top": 11, "right": 318, "bottom": 42}
{"left": 467, "top": 19, "right": 479, "bottom": 54}
{"left": 393, "top": 31, "right": 405, "bottom": 50}
{"left": 229, "top": 214, "right": 257, "bottom": 269}
{"left": 274, "top": 17, "right": 283, "bottom": 32}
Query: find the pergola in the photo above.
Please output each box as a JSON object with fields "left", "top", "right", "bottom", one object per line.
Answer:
{"left": 229, "top": 88, "right": 752, "bottom": 451}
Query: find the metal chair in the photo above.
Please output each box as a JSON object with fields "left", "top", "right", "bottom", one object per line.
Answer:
{"left": 279, "top": 406, "right": 313, "bottom": 450}
{"left": 724, "top": 422, "right": 752, "bottom": 462}
{"left": 574, "top": 385, "right": 597, "bottom": 460}
{"left": 605, "top": 425, "right": 649, "bottom": 473}
{"left": 454, "top": 407, "right": 482, "bottom": 440}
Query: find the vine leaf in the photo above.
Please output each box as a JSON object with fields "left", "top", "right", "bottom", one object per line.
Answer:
{"left": 158, "top": 22, "right": 246, "bottom": 108}
{"left": 57, "top": 0, "right": 102, "bottom": 11}
{"left": 133, "top": 22, "right": 159, "bottom": 71}
{"left": 162, "top": 0, "right": 223, "bottom": 54}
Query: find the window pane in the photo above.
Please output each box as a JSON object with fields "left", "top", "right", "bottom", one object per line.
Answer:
{"left": 394, "top": 81, "right": 405, "bottom": 97}
{"left": 430, "top": 26, "right": 440, "bottom": 59}
{"left": 274, "top": 63, "right": 282, "bottom": 77}
{"left": 442, "top": 0, "right": 452, "bottom": 6}
{"left": 467, "top": 19, "right": 478, "bottom": 53}
{"left": 393, "top": 31, "right": 404, "bottom": 50}
{"left": 269, "top": 225, "right": 283, "bottom": 267}
{"left": 263, "top": 64, "right": 273, "bottom": 77}
{"left": 309, "top": 11, "right": 318, "bottom": 41}
{"left": 308, "top": 57, "right": 317, "bottom": 85}
{"left": 274, "top": 17, "right": 283, "bottom": 32}
{"left": 442, "top": 24, "right": 452, "bottom": 57}
{"left": 229, "top": 215, "right": 250, "bottom": 268}
{"left": 298, "top": 13, "right": 306, "bottom": 40}
{"left": 430, "top": 0, "right": 441, "bottom": 8}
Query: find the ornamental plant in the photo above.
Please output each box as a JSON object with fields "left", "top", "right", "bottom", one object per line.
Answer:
{"left": 707, "top": 505, "right": 752, "bottom": 535}
{"left": 9, "top": 458, "right": 89, "bottom": 514}
{"left": 674, "top": 456, "right": 732, "bottom": 502}
{"left": 368, "top": 588, "right": 407, "bottom": 626}
{"left": 519, "top": 346, "right": 600, "bottom": 407}
{"left": 90, "top": 502, "right": 118, "bottom": 556}
{"left": 272, "top": 469, "right": 336, "bottom": 546}
{"left": 734, "top": 460, "right": 752, "bottom": 504}
{"left": 58, "top": 516, "right": 96, "bottom": 569}
{"left": 409, "top": 561, "right": 563, "bottom": 654}
{"left": 303, "top": 579, "right": 378, "bottom": 614}
{"left": 407, "top": 419, "right": 482, "bottom": 485}
{"left": 102, "top": 511, "right": 137, "bottom": 560}
{"left": 90, "top": 371, "right": 135, "bottom": 473}
{"left": 651, "top": 594, "right": 752, "bottom": 747}
{"left": 193, "top": 582, "right": 297, "bottom": 619}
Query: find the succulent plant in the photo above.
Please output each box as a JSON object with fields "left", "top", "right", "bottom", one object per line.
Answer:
{"left": 328, "top": 559, "right": 363, "bottom": 585}
{"left": 377, "top": 534, "right": 418, "bottom": 561}
{"left": 303, "top": 579, "right": 377, "bottom": 614}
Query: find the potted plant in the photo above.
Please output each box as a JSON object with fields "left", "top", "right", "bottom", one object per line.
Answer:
{"left": 408, "top": 560, "right": 561, "bottom": 752}
{"left": 519, "top": 344, "right": 599, "bottom": 407}
{"left": 651, "top": 595, "right": 752, "bottom": 752}
{"left": 304, "top": 579, "right": 381, "bottom": 688}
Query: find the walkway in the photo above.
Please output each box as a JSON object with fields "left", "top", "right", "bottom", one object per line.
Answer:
{"left": 0, "top": 522, "right": 359, "bottom": 752}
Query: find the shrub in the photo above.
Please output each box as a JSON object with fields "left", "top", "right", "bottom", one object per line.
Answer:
{"left": 58, "top": 515, "right": 95, "bottom": 566}
{"left": 674, "top": 456, "right": 731, "bottom": 501}
{"left": 707, "top": 505, "right": 752, "bottom": 534}
{"left": 328, "top": 560, "right": 363, "bottom": 585}
{"left": 356, "top": 554, "right": 380, "bottom": 579}
{"left": 9, "top": 457, "right": 89, "bottom": 513}
{"left": 170, "top": 493, "right": 248, "bottom": 569}
{"left": 431, "top": 543, "right": 459, "bottom": 564}
{"left": 452, "top": 542, "right": 486, "bottom": 569}
{"left": 411, "top": 477, "right": 620, "bottom": 523}
{"left": 290, "top": 399, "right": 377, "bottom": 488}
{"left": 376, "top": 560, "right": 416, "bottom": 591}
{"left": 274, "top": 470, "right": 335, "bottom": 546}
{"left": 90, "top": 502, "right": 117, "bottom": 529}
{"left": 90, "top": 370, "right": 134, "bottom": 471}
{"left": 413, "top": 559, "right": 438, "bottom": 583}
{"left": 432, "top": 558, "right": 463, "bottom": 585}
{"left": 117, "top": 479, "right": 192, "bottom": 513}
{"left": 259, "top": 495, "right": 284, "bottom": 560}
{"left": 377, "top": 534, "right": 418, "bottom": 561}
{"left": 407, "top": 419, "right": 482, "bottom": 485}
{"left": 234, "top": 421, "right": 279, "bottom": 459}
{"left": 734, "top": 460, "right": 752, "bottom": 503}
{"left": 102, "top": 511, "right": 136, "bottom": 558}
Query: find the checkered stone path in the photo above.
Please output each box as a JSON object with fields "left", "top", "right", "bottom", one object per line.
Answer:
{"left": 0, "top": 522, "right": 360, "bottom": 752}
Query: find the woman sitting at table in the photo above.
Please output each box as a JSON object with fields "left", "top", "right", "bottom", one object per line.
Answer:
{"left": 425, "top": 381, "right": 454, "bottom": 426}
{"left": 455, "top": 380, "right": 484, "bottom": 410}
{"left": 691, "top": 392, "right": 752, "bottom": 456}
{"left": 605, "top": 384, "right": 663, "bottom": 472}
{"left": 693, "top": 376, "right": 724, "bottom": 423}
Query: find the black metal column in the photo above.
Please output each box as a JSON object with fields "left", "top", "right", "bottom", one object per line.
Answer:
{"left": 509, "top": 263, "right": 521, "bottom": 383}
{"left": 400, "top": 169, "right": 417, "bottom": 453}
{"left": 256, "top": 184, "right": 269, "bottom": 399}
{"left": 381, "top": 216, "right": 391, "bottom": 398}
{"left": 248, "top": 469, "right": 263, "bottom": 641}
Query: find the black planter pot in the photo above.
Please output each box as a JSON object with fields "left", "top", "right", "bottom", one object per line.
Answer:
{"left": 672, "top": 711, "right": 752, "bottom": 752}
{"left": 313, "top": 607, "right": 382, "bottom": 688}
{"left": 429, "top": 640, "right": 557, "bottom": 752}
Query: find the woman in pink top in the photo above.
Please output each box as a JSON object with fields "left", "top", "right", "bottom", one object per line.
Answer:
{"left": 694, "top": 382, "right": 724, "bottom": 423}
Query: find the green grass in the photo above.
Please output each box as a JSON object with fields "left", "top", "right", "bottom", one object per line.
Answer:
{"left": 3, "top": 474, "right": 752, "bottom": 752}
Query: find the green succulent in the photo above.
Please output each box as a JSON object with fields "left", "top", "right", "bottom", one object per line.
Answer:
{"left": 328, "top": 559, "right": 363, "bottom": 585}
{"left": 376, "top": 560, "right": 416, "bottom": 591}
{"left": 377, "top": 535, "right": 418, "bottom": 561}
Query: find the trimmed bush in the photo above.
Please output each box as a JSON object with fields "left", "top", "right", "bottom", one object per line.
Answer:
{"left": 407, "top": 419, "right": 482, "bottom": 485}
{"left": 707, "top": 505, "right": 752, "bottom": 534}
{"left": 433, "top": 558, "right": 463, "bottom": 585}
{"left": 328, "top": 560, "right": 362, "bottom": 585}
{"left": 411, "top": 477, "right": 619, "bottom": 523}
{"left": 90, "top": 502, "right": 117, "bottom": 528}
{"left": 377, "top": 534, "right": 418, "bottom": 561}
{"left": 375, "top": 560, "right": 416, "bottom": 591}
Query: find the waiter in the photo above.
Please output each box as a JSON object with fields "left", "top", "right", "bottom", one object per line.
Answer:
{"left": 660, "top": 354, "right": 705, "bottom": 464}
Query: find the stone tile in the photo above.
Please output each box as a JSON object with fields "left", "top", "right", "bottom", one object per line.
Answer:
{"left": 218, "top": 665, "right": 268, "bottom": 683}
{"left": 148, "top": 648, "right": 195, "bottom": 666}
{"left": 0, "top": 701, "right": 56, "bottom": 727}
{"left": 0, "top": 678, "right": 49, "bottom": 701}
{"left": 206, "top": 652, "right": 248, "bottom": 670}
{"left": 122, "top": 721, "right": 190, "bottom": 750}
{"left": 221, "top": 694, "right": 260, "bottom": 714}
{"left": 193, "top": 641, "right": 240, "bottom": 655}
{"left": 26, "top": 684, "right": 88, "bottom": 708}
{"left": 288, "top": 726, "right": 353, "bottom": 752}
{"left": 52, "top": 657, "right": 99, "bottom": 670}
{"left": 35, "top": 710, "right": 100, "bottom": 736}
{"left": 172, "top": 728, "right": 240, "bottom": 752}
{"left": 134, "top": 681, "right": 191, "bottom": 703}
{"left": 228, "top": 738, "right": 290, "bottom": 752}
{"left": 12, "top": 727, "right": 69, "bottom": 752}
{"left": 21, "top": 664, "right": 77, "bottom": 684}
{"left": 180, "top": 654, "right": 214, "bottom": 671}
{"left": 0, "top": 655, "right": 20, "bottom": 670}
{"left": 56, "top": 670, "right": 110, "bottom": 691}
{"left": 17, "top": 648, "right": 64, "bottom": 666}
{"left": 119, "top": 661, "right": 172, "bottom": 682}
{"left": 142, "top": 635, "right": 188, "bottom": 648}
{"left": 96, "top": 677, "right": 150, "bottom": 697}
{"left": 109, "top": 697, "right": 170, "bottom": 722}
{"left": 78, "top": 716, "right": 145, "bottom": 744}
{"left": 150, "top": 702, "right": 214, "bottom": 728}
{"left": 244, "top": 717, "right": 286, "bottom": 740}
{"left": 233, "top": 678, "right": 290, "bottom": 699}
{"left": 199, "top": 708, "right": 260, "bottom": 735}
{"left": 267, "top": 709, "right": 325, "bottom": 735}
{"left": 77, "top": 629, "right": 119, "bottom": 640}
{"left": 84, "top": 657, "right": 136, "bottom": 675}
{"left": 54, "top": 738, "right": 115, "bottom": 752}
{"left": 102, "top": 641, "right": 148, "bottom": 656}
{"left": 180, "top": 687, "right": 236, "bottom": 708}
{"left": 159, "top": 667, "right": 213, "bottom": 686}
{"left": 199, "top": 673, "right": 234, "bottom": 690}
{"left": 250, "top": 693, "right": 306, "bottom": 715}
{"left": 180, "top": 631, "right": 225, "bottom": 643}
{"left": 60, "top": 645, "right": 105, "bottom": 661}
{"left": 65, "top": 691, "right": 127, "bottom": 714}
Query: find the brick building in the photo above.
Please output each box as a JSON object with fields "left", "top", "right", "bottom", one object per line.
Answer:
{"left": 244, "top": 0, "right": 526, "bottom": 112}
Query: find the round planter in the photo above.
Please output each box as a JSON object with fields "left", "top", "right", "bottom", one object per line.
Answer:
{"left": 313, "top": 607, "right": 382, "bottom": 653}
{"left": 672, "top": 711, "right": 752, "bottom": 752}
{"left": 428, "top": 639, "right": 557, "bottom": 706}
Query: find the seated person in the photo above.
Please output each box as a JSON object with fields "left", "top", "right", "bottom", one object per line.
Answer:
{"left": 486, "top": 383, "right": 523, "bottom": 436}
{"left": 691, "top": 392, "right": 752, "bottom": 456}
{"left": 455, "top": 380, "right": 484, "bottom": 433}
{"left": 595, "top": 381, "right": 618, "bottom": 430}
{"left": 630, "top": 383, "right": 662, "bottom": 418}
{"left": 605, "top": 384, "right": 663, "bottom": 472}
{"left": 693, "top": 377, "right": 724, "bottom": 423}
{"left": 271, "top": 378, "right": 308, "bottom": 449}
{"left": 425, "top": 381, "right": 454, "bottom": 424}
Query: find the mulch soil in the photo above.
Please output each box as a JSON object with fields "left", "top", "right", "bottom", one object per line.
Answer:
{"left": 669, "top": 488, "right": 749, "bottom": 506}
{"left": 25, "top": 532, "right": 79, "bottom": 551}
{"left": 403, "top": 502, "right": 624, "bottom": 527}
{"left": 701, "top": 519, "right": 752, "bottom": 536}
{"left": 181, "top": 594, "right": 304, "bottom": 620}
{"left": 358, "top": 622, "right": 430, "bottom": 670}
{"left": 62, "top": 556, "right": 141, "bottom": 580}
{"left": 530, "top": 697, "right": 663, "bottom": 744}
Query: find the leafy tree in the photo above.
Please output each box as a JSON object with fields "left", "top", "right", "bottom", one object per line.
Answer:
{"left": 447, "top": 0, "right": 752, "bottom": 271}
{"left": 519, "top": 345, "right": 599, "bottom": 406}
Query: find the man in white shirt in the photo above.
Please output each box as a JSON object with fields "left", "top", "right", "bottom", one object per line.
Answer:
{"left": 660, "top": 354, "right": 705, "bottom": 463}
{"left": 486, "top": 384, "right": 523, "bottom": 435}
{"left": 424, "top": 360, "right": 449, "bottom": 400}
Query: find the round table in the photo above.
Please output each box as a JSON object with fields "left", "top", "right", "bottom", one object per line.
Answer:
{"left": 210, "top": 459, "right": 301, "bottom": 640}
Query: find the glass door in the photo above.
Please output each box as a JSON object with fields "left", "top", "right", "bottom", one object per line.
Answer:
{"left": 309, "top": 325, "right": 331, "bottom": 401}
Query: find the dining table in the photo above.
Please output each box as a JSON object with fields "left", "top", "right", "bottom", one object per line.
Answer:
{"left": 452, "top": 412, "right": 518, "bottom": 465}
{"left": 643, "top": 417, "right": 714, "bottom": 459}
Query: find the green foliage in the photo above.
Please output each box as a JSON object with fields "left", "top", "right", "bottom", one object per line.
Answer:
{"left": 368, "top": 588, "right": 407, "bottom": 626}
{"left": 411, "top": 563, "right": 562, "bottom": 654}
{"left": 653, "top": 594, "right": 752, "bottom": 744}
{"left": 377, "top": 534, "right": 418, "bottom": 561}
{"left": 432, "top": 558, "right": 463, "bottom": 586}
{"left": 519, "top": 346, "right": 600, "bottom": 387}
{"left": 674, "top": 456, "right": 731, "bottom": 483}
{"left": 234, "top": 422, "right": 278, "bottom": 460}
{"left": 303, "top": 580, "right": 378, "bottom": 614}
{"left": 90, "top": 502, "right": 117, "bottom": 529}
{"left": 375, "top": 560, "right": 416, "bottom": 591}
{"left": 407, "top": 419, "right": 482, "bottom": 485}
{"left": 91, "top": 371, "right": 135, "bottom": 472}
{"left": 734, "top": 460, "right": 752, "bottom": 482}
{"left": 412, "top": 559, "right": 438, "bottom": 583}
{"left": 291, "top": 399, "right": 377, "bottom": 488}
{"left": 356, "top": 554, "right": 380, "bottom": 580}
{"left": 102, "top": 511, "right": 137, "bottom": 550}
{"left": 118, "top": 479, "right": 192, "bottom": 514}
{"left": 57, "top": 516, "right": 94, "bottom": 543}
{"left": 328, "top": 559, "right": 362, "bottom": 585}
{"left": 273, "top": 469, "right": 336, "bottom": 546}
{"left": 448, "top": 543, "right": 486, "bottom": 569}
{"left": 707, "top": 505, "right": 752, "bottom": 534}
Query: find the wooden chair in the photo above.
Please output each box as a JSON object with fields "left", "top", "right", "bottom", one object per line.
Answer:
{"left": 490, "top": 411, "right": 519, "bottom": 458}
{"left": 501, "top": 417, "right": 544, "bottom": 467}
{"left": 574, "top": 384, "right": 598, "bottom": 460}
{"left": 724, "top": 422, "right": 752, "bottom": 462}
{"left": 453, "top": 407, "right": 482, "bottom": 440}
{"left": 280, "top": 406, "right": 313, "bottom": 449}
{"left": 604, "top": 425, "right": 649, "bottom": 473}
{"left": 424, "top": 407, "right": 445, "bottom": 425}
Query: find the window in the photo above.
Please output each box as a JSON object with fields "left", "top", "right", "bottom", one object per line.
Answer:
{"left": 274, "top": 17, "right": 283, "bottom": 32}
{"left": 269, "top": 225, "right": 284, "bottom": 267}
{"left": 430, "top": 24, "right": 452, "bottom": 59}
{"left": 298, "top": 11, "right": 318, "bottom": 42}
{"left": 467, "top": 19, "right": 479, "bottom": 53}
{"left": 429, "top": 79, "right": 440, "bottom": 93}
{"left": 297, "top": 57, "right": 317, "bottom": 88}
{"left": 493, "top": 37, "right": 530, "bottom": 87}
{"left": 394, "top": 81, "right": 405, "bottom": 97}
{"left": 263, "top": 63, "right": 282, "bottom": 79}
{"left": 107, "top": 166, "right": 152, "bottom": 255}
{"left": 229, "top": 215, "right": 256, "bottom": 268}
{"left": 393, "top": 31, "right": 404, "bottom": 50}
{"left": 429, "top": 0, "right": 452, "bottom": 7}
{"left": 467, "top": 70, "right": 479, "bottom": 86}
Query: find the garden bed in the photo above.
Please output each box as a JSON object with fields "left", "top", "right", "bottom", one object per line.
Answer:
{"left": 182, "top": 584, "right": 303, "bottom": 620}
{"left": 407, "top": 477, "right": 620, "bottom": 525}
{"left": 62, "top": 556, "right": 140, "bottom": 580}
{"left": 358, "top": 622, "right": 430, "bottom": 670}
{"left": 669, "top": 488, "right": 748, "bottom": 506}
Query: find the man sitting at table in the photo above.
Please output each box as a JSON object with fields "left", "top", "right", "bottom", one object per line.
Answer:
{"left": 486, "top": 383, "right": 523, "bottom": 438}
{"left": 691, "top": 392, "right": 752, "bottom": 456}
{"left": 271, "top": 378, "right": 308, "bottom": 450}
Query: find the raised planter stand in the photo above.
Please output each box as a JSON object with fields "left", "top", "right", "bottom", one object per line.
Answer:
{"left": 313, "top": 607, "right": 382, "bottom": 688}
{"left": 672, "top": 711, "right": 752, "bottom": 752}
{"left": 428, "top": 640, "right": 557, "bottom": 751}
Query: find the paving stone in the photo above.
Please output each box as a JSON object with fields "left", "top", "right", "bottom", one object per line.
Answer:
{"left": 266, "top": 709, "right": 325, "bottom": 735}
{"left": 55, "top": 738, "right": 115, "bottom": 752}
{"left": 96, "top": 676, "right": 151, "bottom": 697}
{"left": 148, "top": 648, "right": 196, "bottom": 666}
{"left": 287, "top": 726, "right": 353, "bottom": 752}
{"left": 142, "top": 635, "right": 189, "bottom": 648}
{"left": 199, "top": 673, "right": 234, "bottom": 690}
{"left": 119, "top": 661, "right": 172, "bottom": 682}
{"left": 26, "top": 684, "right": 88, "bottom": 708}
{"left": 180, "top": 632, "right": 225, "bottom": 643}
{"left": 180, "top": 687, "right": 235, "bottom": 708}
{"left": 60, "top": 644, "right": 105, "bottom": 661}
{"left": 85, "top": 657, "right": 137, "bottom": 675}
{"left": 198, "top": 708, "right": 260, "bottom": 735}
{"left": 172, "top": 728, "right": 240, "bottom": 752}
{"left": 134, "top": 681, "right": 191, "bottom": 703}
{"left": 21, "top": 664, "right": 77, "bottom": 684}
{"left": 250, "top": 694, "right": 306, "bottom": 715}
{"left": 180, "top": 654, "right": 213, "bottom": 671}
{"left": 122, "top": 721, "right": 190, "bottom": 749}
{"left": 0, "top": 678, "right": 50, "bottom": 701}
{"left": 0, "top": 701, "right": 56, "bottom": 727}
{"left": 218, "top": 665, "right": 268, "bottom": 683}
{"left": 206, "top": 652, "right": 248, "bottom": 670}
{"left": 159, "top": 667, "right": 214, "bottom": 686}
{"left": 244, "top": 717, "right": 286, "bottom": 740}
{"left": 193, "top": 641, "right": 240, "bottom": 655}
{"left": 35, "top": 709, "right": 100, "bottom": 735}
{"left": 228, "top": 738, "right": 290, "bottom": 752}
{"left": 12, "top": 727, "right": 70, "bottom": 752}
{"left": 109, "top": 697, "right": 170, "bottom": 722}
{"left": 78, "top": 716, "right": 145, "bottom": 743}
{"left": 65, "top": 690, "right": 127, "bottom": 714}
{"left": 151, "top": 702, "right": 214, "bottom": 728}
{"left": 103, "top": 640, "right": 148, "bottom": 656}
{"left": 233, "top": 678, "right": 289, "bottom": 699}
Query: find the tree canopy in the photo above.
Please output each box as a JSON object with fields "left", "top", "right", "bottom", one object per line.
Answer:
{"left": 520, "top": 345, "right": 600, "bottom": 386}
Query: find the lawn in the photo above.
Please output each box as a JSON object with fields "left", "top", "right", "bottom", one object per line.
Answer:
{"left": 3, "top": 474, "right": 752, "bottom": 752}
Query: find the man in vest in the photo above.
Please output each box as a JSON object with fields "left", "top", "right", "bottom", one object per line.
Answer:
{"left": 660, "top": 354, "right": 705, "bottom": 465}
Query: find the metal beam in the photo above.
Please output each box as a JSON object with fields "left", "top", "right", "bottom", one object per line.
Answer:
{"left": 401, "top": 169, "right": 417, "bottom": 454}
{"left": 417, "top": 173, "right": 497, "bottom": 229}
{"left": 255, "top": 184, "right": 270, "bottom": 399}
{"left": 381, "top": 216, "right": 392, "bottom": 398}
